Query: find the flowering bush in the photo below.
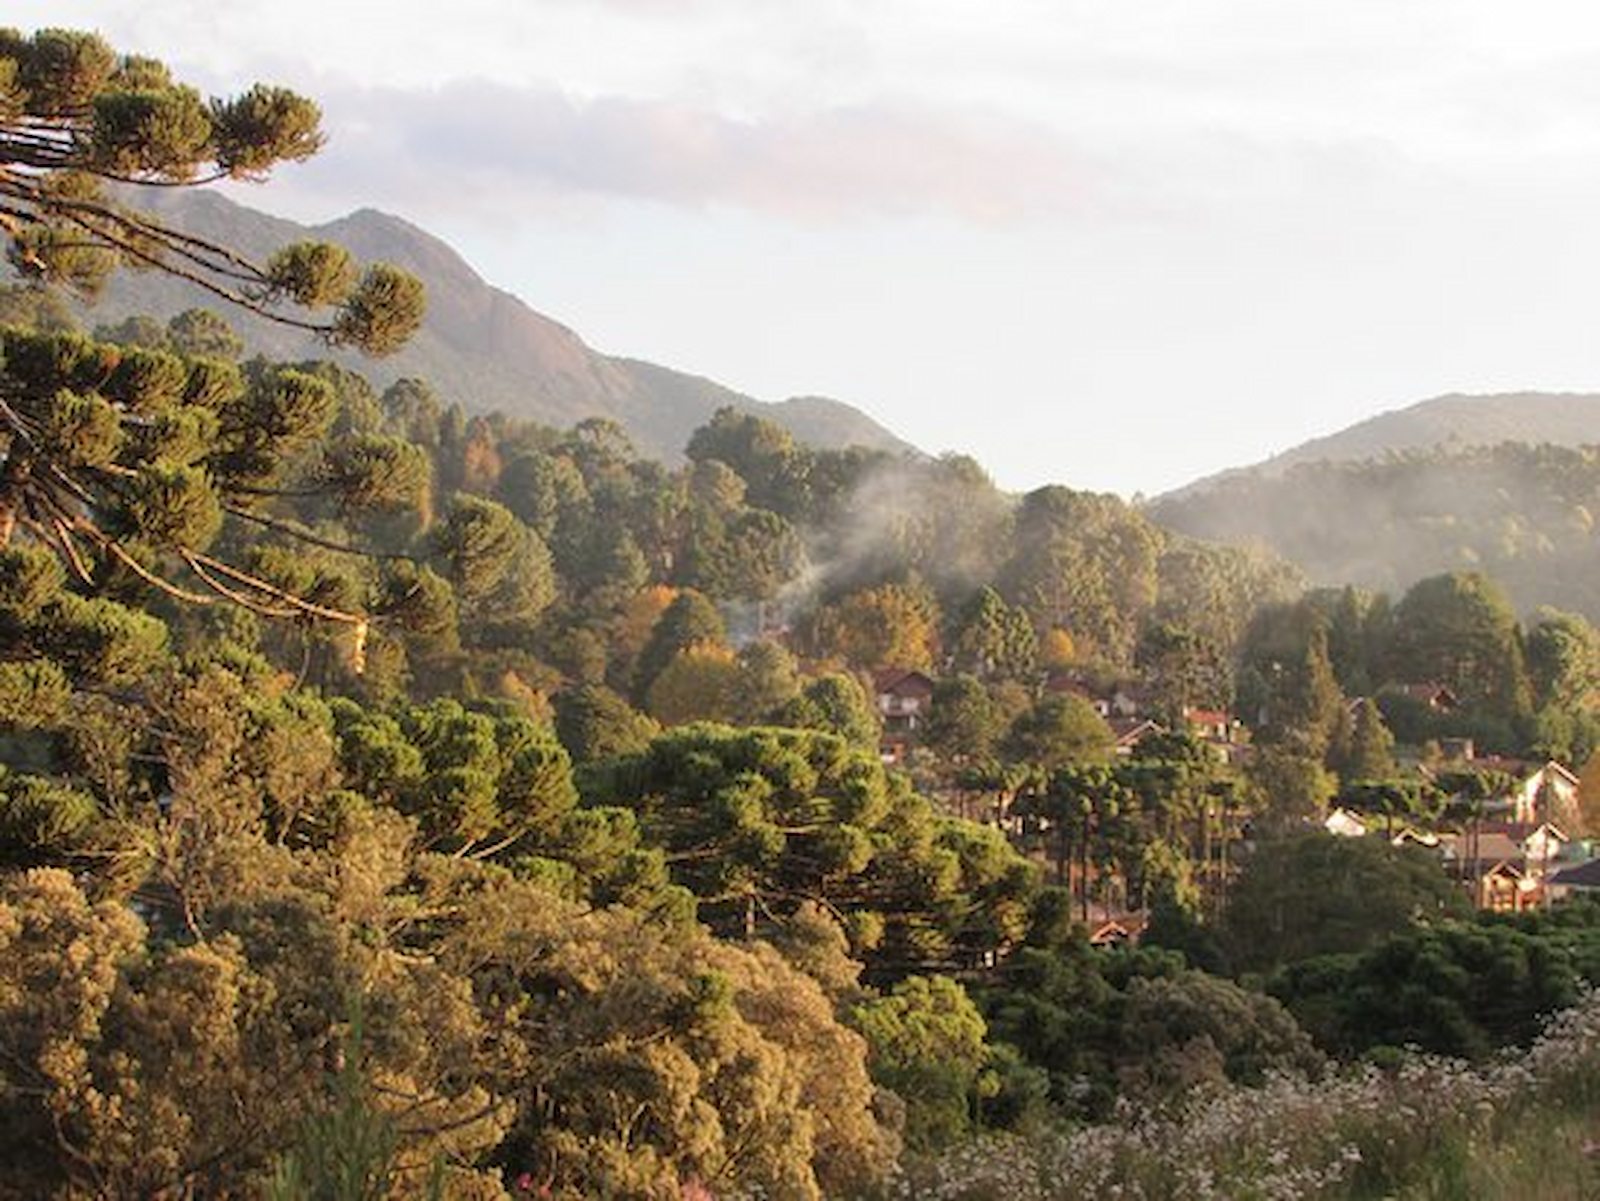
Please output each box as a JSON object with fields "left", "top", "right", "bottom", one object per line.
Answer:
{"left": 890, "top": 988, "right": 1600, "bottom": 1201}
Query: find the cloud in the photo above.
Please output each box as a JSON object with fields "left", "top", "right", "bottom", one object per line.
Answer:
{"left": 285, "top": 80, "right": 1101, "bottom": 223}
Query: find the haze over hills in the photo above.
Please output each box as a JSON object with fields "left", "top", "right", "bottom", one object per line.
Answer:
{"left": 1149, "top": 393, "right": 1600, "bottom": 618}
{"left": 76, "top": 190, "right": 918, "bottom": 463}
{"left": 1167, "top": 391, "right": 1600, "bottom": 500}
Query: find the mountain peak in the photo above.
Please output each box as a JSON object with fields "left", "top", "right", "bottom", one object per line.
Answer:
{"left": 78, "top": 190, "right": 917, "bottom": 462}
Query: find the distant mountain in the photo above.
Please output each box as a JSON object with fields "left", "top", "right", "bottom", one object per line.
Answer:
{"left": 75, "top": 190, "right": 918, "bottom": 463}
{"left": 1150, "top": 438, "right": 1600, "bottom": 619}
{"left": 1168, "top": 391, "right": 1600, "bottom": 500}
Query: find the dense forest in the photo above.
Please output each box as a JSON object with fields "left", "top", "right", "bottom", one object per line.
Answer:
{"left": 9, "top": 27, "right": 1600, "bottom": 1201}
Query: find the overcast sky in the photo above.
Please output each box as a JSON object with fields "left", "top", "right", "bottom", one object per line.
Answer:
{"left": 22, "top": 2, "right": 1600, "bottom": 495}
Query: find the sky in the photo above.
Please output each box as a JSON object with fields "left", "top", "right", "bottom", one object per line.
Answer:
{"left": 21, "top": 1, "right": 1600, "bottom": 496}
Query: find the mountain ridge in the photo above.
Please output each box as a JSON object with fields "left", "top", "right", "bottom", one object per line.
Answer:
{"left": 77, "top": 190, "right": 919, "bottom": 463}
{"left": 1164, "top": 390, "right": 1600, "bottom": 501}
{"left": 1148, "top": 393, "right": 1600, "bottom": 619}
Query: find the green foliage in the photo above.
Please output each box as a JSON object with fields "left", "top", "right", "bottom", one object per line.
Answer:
{"left": 211, "top": 84, "right": 325, "bottom": 176}
{"left": 0, "top": 656, "right": 69, "bottom": 728}
{"left": 980, "top": 939, "right": 1319, "bottom": 1117}
{"left": 951, "top": 586, "right": 1038, "bottom": 681}
{"left": 1152, "top": 441, "right": 1600, "bottom": 628}
{"left": 924, "top": 673, "right": 1005, "bottom": 765}
{"left": 1221, "top": 833, "right": 1469, "bottom": 974}
{"left": 332, "top": 698, "right": 576, "bottom": 854}
{"left": 1270, "top": 913, "right": 1600, "bottom": 1060}
{"left": 0, "top": 28, "right": 425, "bottom": 645}
{"left": 729, "top": 638, "right": 802, "bottom": 717}
{"left": 643, "top": 643, "right": 740, "bottom": 725}
{"left": 998, "top": 485, "right": 1162, "bottom": 664}
{"left": 1247, "top": 747, "right": 1338, "bottom": 829}
{"left": 430, "top": 494, "right": 553, "bottom": 631}
{"left": 1391, "top": 572, "right": 1531, "bottom": 713}
{"left": 590, "top": 723, "right": 1036, "bottom": 971}
{"left": 0, "top": 27, "right": 420, "bottom": 349}
{"left": 0, "top": 767, "right": 97, "bottom": 863}
{"left": 851, "top": 974, "right": 992, "bottom": 1149}
{"left": 441, "top": 876, "right": 896, "bottom": 1198}
{"left": 1005, "top": 693, "right": 1115, "bottom": 768}
{"left": 333, "top": 265, "right": 427, "bottom": 357}
{"left": 322, "top": 435, "right": 431, "bottom": 514}
{"left": 266, "top": 1011, "right": 404, "bottom": 1201}
{"left": 166, "top": 308, "right": 243, "bottom": 359}
{"left": 1333, "top": 697, "right": 1399, "bottom": 781}
{"left": 774, "top": 671, "right": 881, "bottom": 750}
{"left": 553, "top": 683, "right": 660, "bottom": 764}
{"left": 43, "top": 593, "right": 171, "bottom": 687}
{"left": 1238, "top": 604, "right": 1346, "bottom": 756}
{"left": 808, "top": 581, "right": 941, "bottom": 670}
{"left": 632, "top": 588, "right": 724, "bottom": 699}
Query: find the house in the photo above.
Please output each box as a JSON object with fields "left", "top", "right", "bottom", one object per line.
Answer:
{"left": 1476, "top": 860, "right": 1539, "bottom": 912}
{"left": 1110, "top": 717, "right": 1166, "bottom": 756}
{"left": 1183, "top": 707, "right": 1238, "bottom": 742}
{"left": 1088, "top": 914, "right": 1149, "bottom": 947}
{"left": 1438, "top": 821, "right": 1571, "bottom": 910}
{"left": 1507, "top": 761, "right": 1583, "bottom": 828}
{"left": 873, "top": 668, "right": 936, "bottom": 764}
{"left": 1425, "top": 752, "right": 1583, "bottom": 831}
{"left": 1182, "top": 706, "right": 1249, "bottom": 763}
{"left": 1324, "top": 807, "right": 1370, "bottom": 838}
{"left": 873, "top": 668, "right": 935, "bottom": 735}
{"left": 1041, "top": 674, "right": 1156, "bottom": 720}
{"left": 1390, "top": 682, "right": 1460, "bottom": 712}
{"left": 1390, "top": 826, "right": 1440, "bottom": 850}
{"left": 1548, "top": 856, "right": 1600, "bottom": 901}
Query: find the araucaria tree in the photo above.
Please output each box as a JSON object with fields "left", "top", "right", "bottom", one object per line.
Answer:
{"left": 0, "top": 27, "right": 424, "bottom": 624}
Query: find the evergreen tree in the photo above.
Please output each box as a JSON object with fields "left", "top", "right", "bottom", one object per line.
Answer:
{"left": 951, "top": 586, "right": 1038, "bottom": 681}
{"left": 0, "top": 30, "right": 424, "bottom": 630}
{"left": 1389, "top": 572, "right": 1532, "bottom": 714}
{"left": 633, "top": 588, "right": 725, "bottom": 700}
{"left": 0, "top": 29, "right": 422, "bottom": 348}
{"left": 1334, "top": 697, "right": 1398, "bottom": 781}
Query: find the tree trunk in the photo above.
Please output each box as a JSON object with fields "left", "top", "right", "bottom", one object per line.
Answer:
{"left": 1079, "top": 814, "right": 1091, "bottom": 924}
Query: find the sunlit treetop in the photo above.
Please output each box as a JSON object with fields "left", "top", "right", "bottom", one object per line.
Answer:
{"left": 0, "top": 27, "right": 422, "bottom": 354}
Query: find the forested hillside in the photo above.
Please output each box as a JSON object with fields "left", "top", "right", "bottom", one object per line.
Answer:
{"left": 1169, "top": 390, "right": 1600, "bottom": 496}
{"left": 1151, "top": 442, "right": 1600, "bottom": 619}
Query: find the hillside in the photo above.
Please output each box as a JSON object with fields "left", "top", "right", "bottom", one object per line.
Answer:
{"left": 1169, "top": 391, "right": 1600, "bottom": 500}
{"left": 1150, "top": 441, "right": 1600, "bottom": 617}
{"left": 74, "top": 190, "right": 918, "bottom": 463}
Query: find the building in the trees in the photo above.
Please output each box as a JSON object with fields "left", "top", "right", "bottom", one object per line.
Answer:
{"left": 1439, "top": 821, "right": 1572, "bottom": 911}
{"left": 873, "top": 667, "right": 936, "bottom": 762}
{"left": 873, "top": 668, "right": 936, "bottom": 732}
{"left": 1549, "top": 856, "right": 1600, "bottom": 900}
{"left": 1324, "top": 807, "right": 1370, "bottom": 838}
{"left": 1390, "top": 682, "right": 1461, "bottom": 712}
{"left": 1110, "top": 717, "right": 1166, "bottom": 755}
{"left": 1508, "top": 761, "right": 1583, "bottom": 828}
